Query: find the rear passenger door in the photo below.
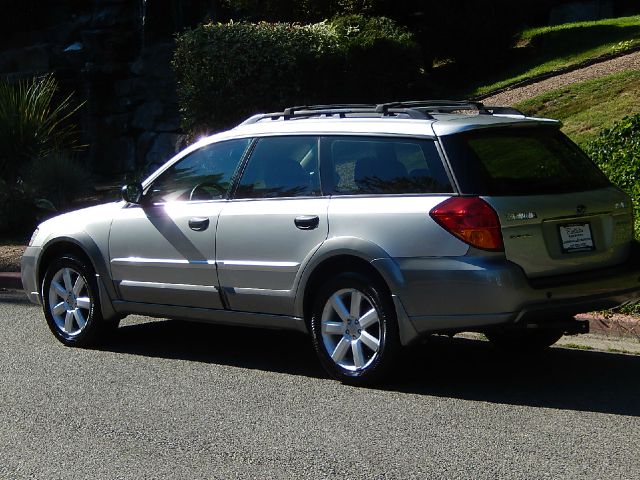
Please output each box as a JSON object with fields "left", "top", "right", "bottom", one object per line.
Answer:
{"left": 216, "top": 136, "right": 329, "bottom": 315}
{"left": 323, "top": 135, "right": 461, "bottom": 258}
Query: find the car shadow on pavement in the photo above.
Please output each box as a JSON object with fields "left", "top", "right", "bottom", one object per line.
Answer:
{"left": 101, "top": 318, "right": 640, "bottom": 417}
{"left": 99, "top": 318, "right": 325, "bottom": 379}
{"left": 391, "top": 335, "right": 640, "bottom": 417}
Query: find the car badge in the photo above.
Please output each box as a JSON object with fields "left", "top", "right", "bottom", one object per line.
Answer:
{"left": 576, "top": 204, "right": 587, "bottom": 215}
{"left": 505, "top": 212, "right": 537, "bottom": 221}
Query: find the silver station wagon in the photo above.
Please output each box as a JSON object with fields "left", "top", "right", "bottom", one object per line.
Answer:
{"left": 21, "top": 101, "right": 640, "bottom": 384}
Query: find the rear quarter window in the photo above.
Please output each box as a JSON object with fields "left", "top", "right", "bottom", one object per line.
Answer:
{"left": 324, "top": 136, "right": 452, "bottom": 195}
{"left": 441, "top": 127, "right": 610, "bottom": 195}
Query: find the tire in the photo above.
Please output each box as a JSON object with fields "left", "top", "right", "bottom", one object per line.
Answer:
{"left": 485, "top": 327, "right": 565, "bottom": 351}
{"left": 41, "top": 255, "right": 115, "bottom": 347}
{"left": 310, "top": 272, "right": 399, "bottom": 385}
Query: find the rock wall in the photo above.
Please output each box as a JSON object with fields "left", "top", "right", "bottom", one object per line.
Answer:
{"left": 1, "top": 0, "right": 214, "bottom": 178}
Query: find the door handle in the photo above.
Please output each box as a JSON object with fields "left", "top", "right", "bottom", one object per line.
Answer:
{"left": 188, "top": 217, "right": 210, "bottom": 231}
{"left": 294, "top": 215, "right": 319, "bottom": 230}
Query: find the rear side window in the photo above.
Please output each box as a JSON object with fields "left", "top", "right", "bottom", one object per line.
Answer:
{"left": 441, "top": 128, "right": 610, "bottom": 195}
{"left": 235, "top": 136, "right": 320, "bottom": 199}
{"left": 325, "top": 137, "right": 452, "bottom": 195}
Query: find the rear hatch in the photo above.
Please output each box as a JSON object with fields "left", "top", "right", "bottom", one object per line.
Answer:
{"left": 440, "top": 126, "right": 634, "bottom": 278}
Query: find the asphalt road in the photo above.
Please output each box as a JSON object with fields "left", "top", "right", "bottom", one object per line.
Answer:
{"left": 1, "top": 291, "right": 640, "bottom": 479}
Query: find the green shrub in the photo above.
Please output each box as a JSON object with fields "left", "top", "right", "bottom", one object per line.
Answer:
{"left": 219, "top": 0, "right": 377, "bottom": 22}
{"left": 330, "top": 14, "right": 423, "bottom": 101}
{"left": 173, "top": 21, "right": 340, "bottom": 134}
{"left": 0, "top": 74, "right": 84, "bottom": 183}
{"left": 585, "top": 113, "right": 640, "bottom": 237}
{"left": 0, "top": 179, "right": 38, "bottom": 234}
{"left": 173, "top": 16, "right": 423, "bottom": 135}
{"left": 23, "top": 153, "right": 94, "bottom": 211}
{"left": 0, "top": 74, "right": 86, "bottom": 234}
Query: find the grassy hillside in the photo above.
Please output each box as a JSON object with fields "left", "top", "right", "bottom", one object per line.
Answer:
{"left": 468, "top": 15, "right": 640, "bottom": 96}
{"left": 515, "top": 69, "right": 640, "bottom": 146}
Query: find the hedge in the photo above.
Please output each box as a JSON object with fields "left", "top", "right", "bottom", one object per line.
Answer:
{"left": 173, "top": 16, "right": 423, "bottom": 134}
{"left": 217, "top": 1, "right": 640, "bottom": 70}
{"left": 585, "top": 113, "right": 640, "bottom": 237}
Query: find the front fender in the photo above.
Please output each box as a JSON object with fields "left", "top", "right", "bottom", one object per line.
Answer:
{"left": 38, "top": 233, "right": 118, "bottom": 321}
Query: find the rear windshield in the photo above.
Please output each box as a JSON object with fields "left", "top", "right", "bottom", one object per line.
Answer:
{"left": 441, "top": 127, "right": 610, "bottom": 195}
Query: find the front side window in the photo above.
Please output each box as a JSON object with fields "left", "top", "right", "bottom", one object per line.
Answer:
{"left": 326, "top": 136, "right": 453, "bottom": 195}
{"left": 235, "top": 136, "right": 320, "bottom": 199}
{"left": 148, "top": 138, "right": 251, "bottom": 203}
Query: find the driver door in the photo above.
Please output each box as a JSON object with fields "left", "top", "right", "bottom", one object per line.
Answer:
{"left": 108, "top": 138, "right": 251, "bottom": 309}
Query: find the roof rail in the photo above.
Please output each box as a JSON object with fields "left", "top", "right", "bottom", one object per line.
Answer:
{"left": 238, "top": 104, "right": 432, "bottom": 125}
{"left": 237, "top": 100, "right": 525, "bottom": 126}
{"left": 378, "top": 100, "right": 525, "bottom": 117}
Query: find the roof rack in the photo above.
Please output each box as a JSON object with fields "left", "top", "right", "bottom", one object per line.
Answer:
{"left": 237, "top": 100, "right": 525, "bottom": 126}
{"left": 376, "top": 100, "right": 525, "bottom": 117}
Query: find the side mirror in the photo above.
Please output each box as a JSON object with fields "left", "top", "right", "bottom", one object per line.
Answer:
{"left": 121, "top": 182, "right": 144, "bottom": 204}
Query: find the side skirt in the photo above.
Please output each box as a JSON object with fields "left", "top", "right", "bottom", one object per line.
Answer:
{"left": 112, "top": 300, "right": 308, "bottom": 333}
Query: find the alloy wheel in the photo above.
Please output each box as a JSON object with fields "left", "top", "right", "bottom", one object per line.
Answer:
{"left": 47, "top": 267, "right": 92, "bottom": 337}
{"left": 320, "top": 288, "right": 382, "bottom": 371}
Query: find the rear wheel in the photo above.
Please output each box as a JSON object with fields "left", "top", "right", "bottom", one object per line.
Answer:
{"left": 485, "top": 327, "right": 564, "bottom": 351}
{"left": 42, "top": 255, "right": 115, "bottom": 347}
{"left": 310, "top": 272, "right": 399, "bottom": 385}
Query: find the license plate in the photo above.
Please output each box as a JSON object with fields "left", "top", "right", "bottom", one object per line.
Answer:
{"left": 559, "top": 223, "right": 594, "bottom": 253}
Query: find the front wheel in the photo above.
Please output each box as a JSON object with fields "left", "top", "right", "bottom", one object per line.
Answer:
{"left": 42, "top": 255, "right": 114, "bottom": 347}
{"left": 310, "top": 272, "right": 399, "bottom": 385}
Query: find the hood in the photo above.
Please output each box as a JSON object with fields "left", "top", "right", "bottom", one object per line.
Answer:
{"left": 32, "top": 201, "right": 123, "bottom": 248}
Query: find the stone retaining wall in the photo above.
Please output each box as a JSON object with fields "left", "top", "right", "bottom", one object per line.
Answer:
{"left": 1, "top": 0, "right": 214, "bottom": 177}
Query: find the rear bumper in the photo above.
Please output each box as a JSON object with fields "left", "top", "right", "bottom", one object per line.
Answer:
{"left": 378, "top": 248, "right": 640, "bottom": 339}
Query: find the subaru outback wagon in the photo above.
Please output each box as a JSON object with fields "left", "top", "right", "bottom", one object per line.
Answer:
{"left": 22, "top": 100, "right": 640, "bottom": 384}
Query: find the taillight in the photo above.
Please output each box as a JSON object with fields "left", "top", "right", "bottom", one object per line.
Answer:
{"left": 430, "top": 197, "right": 504, "bottom": 251}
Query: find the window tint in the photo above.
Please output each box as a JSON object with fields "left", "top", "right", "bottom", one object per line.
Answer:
{"left": 235, "top": 136, "right": 320, "bottom": 199}
{"left": 148, "top": 138, "right": 251, "bottom": 203}
{"left": 441, "top": 128, "right": 610, "bottom": 195}
{"left": 327, "top": 137, "right": 452, "bottom": 195}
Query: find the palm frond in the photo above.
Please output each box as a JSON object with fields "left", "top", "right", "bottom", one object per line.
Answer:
{"left": 0, "top": 74, "right": 86, "bottom": 181}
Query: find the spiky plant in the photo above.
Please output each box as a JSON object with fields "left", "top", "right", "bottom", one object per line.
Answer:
{"left": 0, "top": 74, "right": 85, "bottom": 183}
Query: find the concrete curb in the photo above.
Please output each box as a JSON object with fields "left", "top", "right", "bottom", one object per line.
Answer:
{"left": 578, "top": 312, "right": 640, "bottom": 339}
{"left": 0, "top": 272, "right": 22, "bottom": 290}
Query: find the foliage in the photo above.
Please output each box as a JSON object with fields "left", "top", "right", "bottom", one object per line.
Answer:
{"left": 0, "top": 74, "right": 84, "bottom": 183}
{"left": 0, "top": 153, "right": 94, "bottom": 234}
{"left": 220, "top": 0, "right": 531, "bottom": 68}
{"left": 329, "top": 14, "right": 422, "bottom": 101}
{"left": 219, "top": 0, "right": 376, "bottom": 22}
{"left": 0, "top": 178, "right": 38, "bottom": 234}
{"left": 23, "top": 153, "right": 94, "bottom": 212}
{"left": 585, "top": 114, "right": 640, "bottom": 237}
{"left": 0, "top": 74, "right": 87, "bottom": 234}
{"left": 173, "top": 21, "right": 339, "bottom": 135}
{"left": 173, "top": 17, "right": 423, "bottom": 134}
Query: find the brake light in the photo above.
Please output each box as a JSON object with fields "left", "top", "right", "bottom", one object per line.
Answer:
{"left": 430, "top": 197, "right": 504, "bottom": 251}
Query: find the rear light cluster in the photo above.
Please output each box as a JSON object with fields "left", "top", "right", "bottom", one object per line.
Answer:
{"left": 430, "top": 197, "right": 504, "bottom": 251}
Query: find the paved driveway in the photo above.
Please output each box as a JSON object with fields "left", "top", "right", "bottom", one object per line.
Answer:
{"left": 1, "top": 291, "right": 640, "bottom": 479}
